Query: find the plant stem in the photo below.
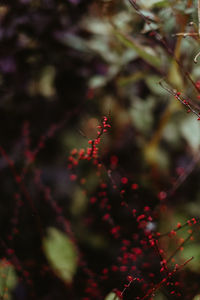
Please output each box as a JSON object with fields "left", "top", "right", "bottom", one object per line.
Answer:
{"left": 198, "top": 0, "right": 200, "bottom": 36}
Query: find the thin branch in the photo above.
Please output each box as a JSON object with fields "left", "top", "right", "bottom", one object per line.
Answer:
{"left": 173, "top": 32, "right": 198, "bottom": 37}
{"left": 129, "top": 0, "right": 200, "bottom": 93}
{"left": 159, "top": 79, "right": 200, "bottom": 118}
{"left": 198, "top": 0, "right": 200, "bottom": 37}
{"left": 140, "top": 257, "right": 194, "bottom": 299}
{"left": 166, "top": 232, "right": 193, "bottom": 264}
{"left": 194, "top": 50, "right": 200, "bottom": 63}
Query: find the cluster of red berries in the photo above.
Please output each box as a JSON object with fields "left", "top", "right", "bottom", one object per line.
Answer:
{"left": 68, "top": 116, "right": 111, "bottom": 175}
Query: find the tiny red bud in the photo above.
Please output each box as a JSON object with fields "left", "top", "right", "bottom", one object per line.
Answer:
{"left": 127, "top": 275, "right": 133, "bottom": 282}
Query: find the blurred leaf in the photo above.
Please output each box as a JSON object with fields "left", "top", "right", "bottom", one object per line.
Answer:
{"left": 112, "top": 11, "right": 133, "bottom": 30}
{"left": 81, "top": 17, "right": 112, "bottom": 35}
{"left": 43, "top": 228, "right": 78, "bottom": 283}
{"left": 64, "top": 130, "right": 87, "bottom": 151}
{"left": 159, "top": 8, "right": 176, "bottom": 33}
{"left": 76, "top": 226, "right": 107, "bottom": 249}
{"left": 153, "top": 0, "right": 168, "bottom": 8}
{"left": 146, "top": 75, "right": 169, "bottom": 95}
{"left": 39, "top": 66, "right": 56, "bottom": 98}
{"left": 115, "top": 31, "right": 161, "bottom": 69}
{"left": 105, "top": 292, "right": 120, "bottom": 300}
{"left": 180, "top": 115, "right": 200, "bottom": 151}
{"left": 180, "top": 243, "right": 200, "bottom": 272}
{"left": 139, "top": 0, "right": 167, "bottom": 8}
{"left": 139, "top": 10, "right": 157, "bottom": 20}
{"left": 86, "top": 37, "right": 119, "bottom": 64}
{"left": 168, "top": 63, "right": 184, "bottom": 90}
{"left": 174, "top": 2, "right": 195, "bottom": 14}
{"left": 130, "top": 97, "right": 154, "bottom": 134}
{"left": 71, "top": 187, "right": 87, "bottom": 216}
{"left": 153, "top": 291, "right": 167, "bottom": 299}
{"left": 88, "top": 47, "right": 137, "bottom": 88}
{"left": 141, "top": 22, "right": 158, "bottom": 34}
{"left": 163, "top": 121, "right": 182, "bottom": 148}
{"left": 144, "top": 145, "right": 169, "bottom": 169}
{"left": 184, "top": 200, "right": 200, "bottom": 216}
{"left": 89, "top": 75, "right": 107, "bottom": 88}
{"left": 0, "top": 259, "right": 17, "bottom": 300}
{"left": 62, "top": 34, "right": 89, "bottom": 52}
{"left": 117, "top": 72, "right": 145, "bottom": 86}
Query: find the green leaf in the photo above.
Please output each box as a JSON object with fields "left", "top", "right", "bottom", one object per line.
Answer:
{"left": 180, "top": 243, "right": 200, "bottom": 272}
{"left": 39, "top": 66, "right": 56, "bottom": 98}
{"left": 153, "top": 291, "right": 167, "bottom": 299}
{"left": 89, "top": 75, "right": 107, "bottom": 88}
{"left": 43, "top": 227, "right": 78, "bottom": 283}
{"left": 145, "top": 75, "right": 169, "bottom": 95}
{"left": 0, "top": 259, "right": 17, "bottom": 300}
{"left": 105, "top": 292, "right": 120, "bottom": 300}
{"left": 130, "top": 97, "right": 155, "bottom": 134}
{"left": 139, "top": 0, "right": 167, "bottom": 8}
{"left": 114, "top": 31, "right": 161, "bottom": 69}
{"left": 180, "top": 115, "right": 200, "bottom": 151}
{"left": 153, "top": 0, "right": 168, "bottom": 8}
{"left": 117, "top": 72, "right": 146, "bottom": 86}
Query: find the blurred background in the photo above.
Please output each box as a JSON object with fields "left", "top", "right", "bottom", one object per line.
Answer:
{"left": 1, "top": 0, "right": 200, "bottom": 299}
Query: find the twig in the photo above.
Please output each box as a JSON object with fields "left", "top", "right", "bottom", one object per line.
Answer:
{"left": 198, "top": 0, "right": 200, "bottom": 37}
{"left": 166, "top": 232, "right": 193, "bottom": 264}
{"left": 129, "top": 0, "right": 200, "bottom": 93}
{"left": 159, "top": 79, "right": 200, "bottom": 118}
{"left": 140, "top": 256, "right": 194, "bottom": 299}
{"left": 193, "top": 0, "right": 200, "bottom": 63}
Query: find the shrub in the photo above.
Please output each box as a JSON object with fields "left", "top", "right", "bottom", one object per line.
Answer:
{"left": 1, "top": 0, "right": 200, "bottom": 299}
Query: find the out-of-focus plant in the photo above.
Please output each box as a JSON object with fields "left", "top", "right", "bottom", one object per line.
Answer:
{"left": 1, "top": 0, "right": 200, "bottom": 300}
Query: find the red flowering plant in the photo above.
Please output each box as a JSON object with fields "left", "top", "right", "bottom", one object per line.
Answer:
{"left": 1, "top": 1, "right": 200, "bottom": 300}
